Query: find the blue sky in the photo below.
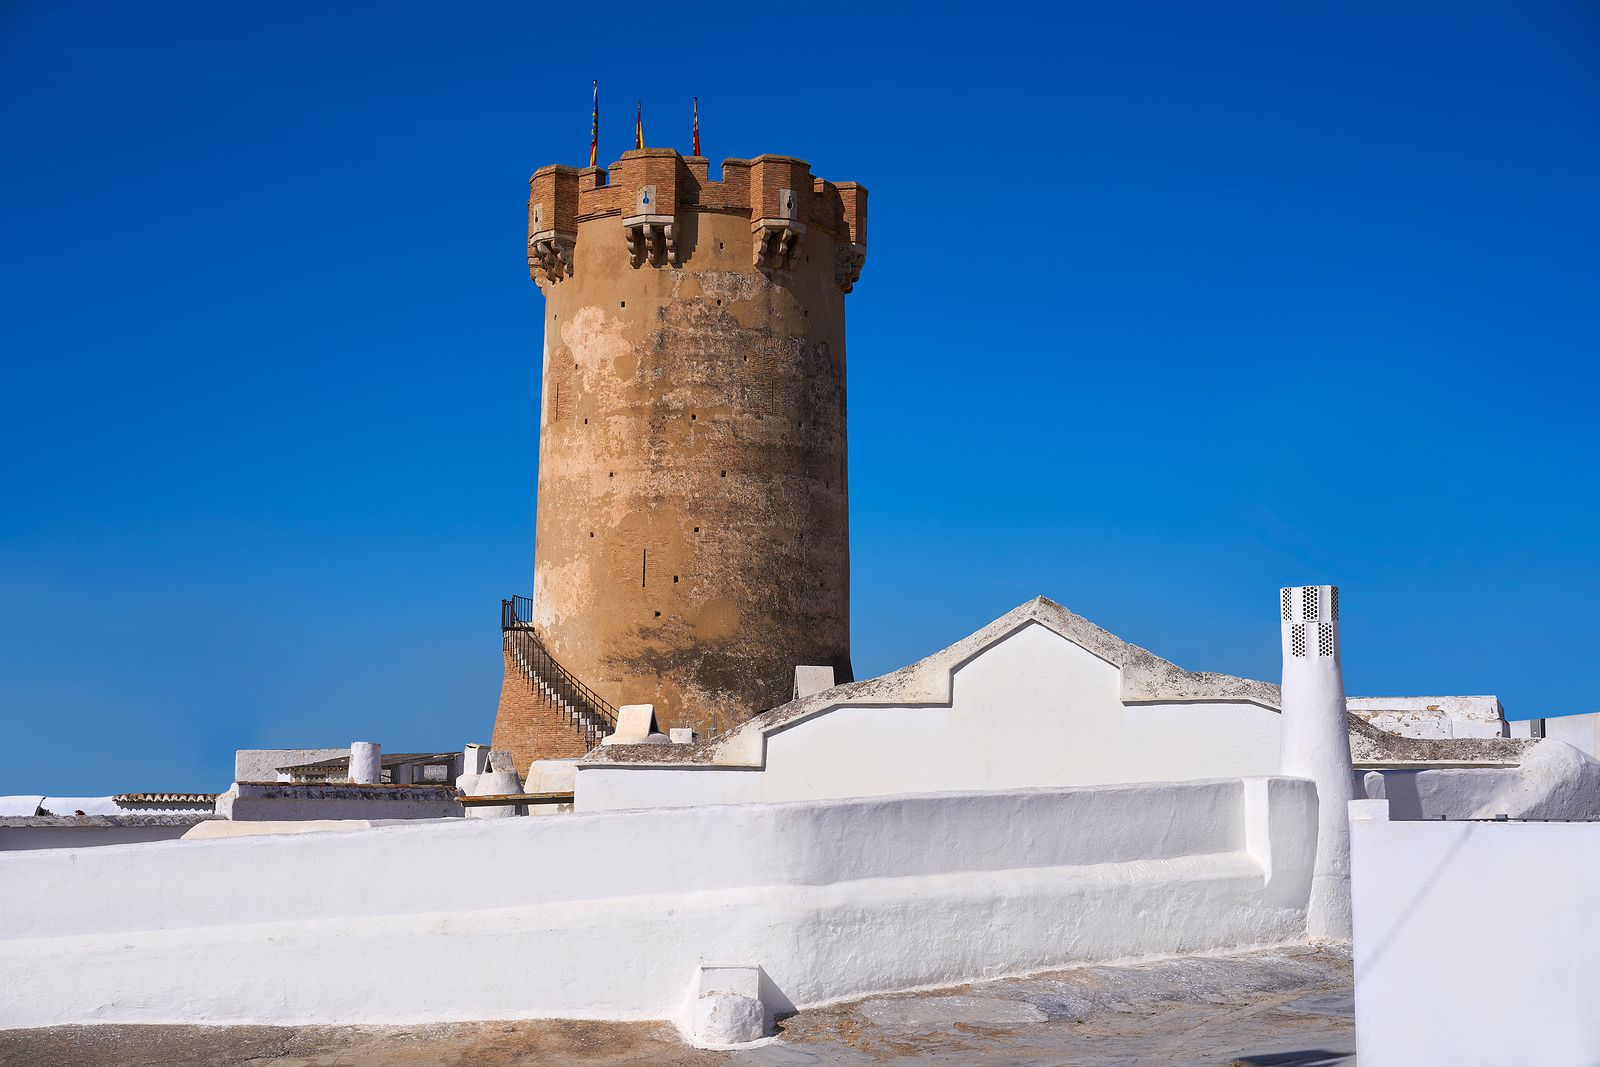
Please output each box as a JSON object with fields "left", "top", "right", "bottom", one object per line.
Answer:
{"left": 3, "top": 2, "right": 1597, "bottom": 795}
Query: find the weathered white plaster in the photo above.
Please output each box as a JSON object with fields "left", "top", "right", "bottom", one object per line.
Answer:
{"left": 576, "top": 596, "right": 1517, "bottom": 813}
{"left": 1346, "top": 695, "right": 1506, "bottom": 739}
{"left": 1278, "top": 585, "right": 1352, "bottom": 941}
{"left": 578, "top": 622, "right": 1285, "bottom": 811}
{"left": 0, "top": 776, "right": 1315, "bottom": 1029}
{"left": 1351, "top": 799, "right": 1600, "bottom": 1066}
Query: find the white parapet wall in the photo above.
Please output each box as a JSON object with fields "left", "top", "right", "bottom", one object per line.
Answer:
{"left": 0, "top": 776, "right": 1316, "bottom": 1029}
{"left": 1346, "top": 696, "right": 1507, "bottom": 739}
{"left": 577, "top": 615, "right": 1287, "bottom": 811}
{"left": 1540, "top": 711, "right": 1600, "bottom": 758}
{"left": 1351, "top": 800, "right": 1600, "bottom": 1066}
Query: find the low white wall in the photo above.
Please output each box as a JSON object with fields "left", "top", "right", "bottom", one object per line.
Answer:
{"left": 216, "top": 782, "right": 462, "bottom": 821}
{"left": 1541, "top": 712, "right": 1599, "bottom": 758}
{"left": 0, "top": 776, "right": 1315, "bottom": 1029}
{"left": 579, "top": 624, "right": 1284, "bottom": 811}
{"left": 1357, "top": 742, "right": 1600, "bottom": 822}
{"left": 0, "top": 822, "right": 201, "bottom": 851}
{"left": 1351, "top": 801, "right": 1600, "bottom": 1066}
{"left": 234, "top": 748, "right": 347, "bottom": 783}
{"left": 1346, "top": 696, "right": 1506, "bottom": 739}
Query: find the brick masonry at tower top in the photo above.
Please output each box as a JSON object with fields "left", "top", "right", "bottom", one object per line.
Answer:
{"left": 527, "top": 149, "right": 866, "bottom": 289}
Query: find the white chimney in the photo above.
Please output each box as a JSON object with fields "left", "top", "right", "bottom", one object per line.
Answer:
{"left": 1279, "top": 584, "right": 1354, "bottom": 941}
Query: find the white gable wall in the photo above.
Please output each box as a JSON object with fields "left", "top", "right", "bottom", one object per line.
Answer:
{"left": 578, "top": 623, "right": 1284, "bottom": 812}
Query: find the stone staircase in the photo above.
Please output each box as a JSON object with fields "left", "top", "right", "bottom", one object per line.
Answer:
{"left": 501, "top": 597, "right": 617, "bottom": 751}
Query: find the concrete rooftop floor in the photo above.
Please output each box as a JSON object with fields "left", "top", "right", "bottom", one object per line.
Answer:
{"left": 0, "top": 946, "right": 1355, "bottom": 1067}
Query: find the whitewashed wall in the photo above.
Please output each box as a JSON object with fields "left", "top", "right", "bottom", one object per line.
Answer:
{"left": 1541, "top": 712, "right": 1600, "bottom": 758}
{"left": 0, "top": 776, "right": 1315, "bottom": 1029}
{"left": 578, "top": 624, "right": 1285, "bottom": 811}
{"left": 1346, "top": 696, "right": 1506, "bottom": 739}
{"left": 1351, "top": 800, "right": 1600, "bottom": 1066}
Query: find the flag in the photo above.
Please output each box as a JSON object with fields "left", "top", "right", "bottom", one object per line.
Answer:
{"left": 588, "top": 81, "right": 598, "bottom": 167}
{"left": 693, "top": 97, "right": 700, "bottom": 156}
{"left": 635, "top": 100, "right": 644, "bottom": 150}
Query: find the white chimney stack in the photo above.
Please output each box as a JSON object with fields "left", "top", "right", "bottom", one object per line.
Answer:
{"left": 349, "top": 741, "right": 382, "bottom": 785}
{"left": 1279, "top": 584, "right": 1354, "bottom": 941}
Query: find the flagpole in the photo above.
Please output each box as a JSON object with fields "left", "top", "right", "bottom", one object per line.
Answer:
{"left": 693, "top": 97, "right": 700, "bottom": 157}
{"left": 589, "top": 80, "right": 598, "bottom": 168}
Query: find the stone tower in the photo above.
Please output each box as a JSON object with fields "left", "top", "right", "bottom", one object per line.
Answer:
{"left": 491, "top": 147, "right": 867, "bottom": 770}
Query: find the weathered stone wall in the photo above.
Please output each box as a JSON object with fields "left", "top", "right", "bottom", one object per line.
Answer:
{"left": 499, "top": 150, "right": 866, "bottom": 759}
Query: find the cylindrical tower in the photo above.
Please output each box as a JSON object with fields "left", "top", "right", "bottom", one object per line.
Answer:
{"left": 496, "top": 148, "right": 867, "bottom": 764}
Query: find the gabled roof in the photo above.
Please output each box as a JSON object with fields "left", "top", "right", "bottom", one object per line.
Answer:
{"left": 582, "top": 595, "right": 1532, "bottom": 770}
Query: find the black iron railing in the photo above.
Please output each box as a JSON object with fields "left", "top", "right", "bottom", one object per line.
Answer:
{"left": 501, "top": 597, "right": 617, "bottom": 749}
{"left": 503, "top": 594, "right": 535, "bottom": 629}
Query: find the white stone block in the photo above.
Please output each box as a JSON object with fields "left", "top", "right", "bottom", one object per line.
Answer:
{"left": 600, "top": 704, "right": 661, "bottom": 745}
{"left": 680, "top": 964, "right": 769, "bottom": 1049}
{"left": 669, "top": 728, "right": 696, "bottom": 745}
{"left": 793, "top": 665, "right": 835, "bottom": 699}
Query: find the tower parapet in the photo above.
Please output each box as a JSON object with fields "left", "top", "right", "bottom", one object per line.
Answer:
{"left": 528, "top": 149, "right": 867, "bottom": 287}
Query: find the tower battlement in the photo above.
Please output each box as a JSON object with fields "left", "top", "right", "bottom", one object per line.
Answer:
{"left": 528, "top": 149, "right": 867, "bottom": 290}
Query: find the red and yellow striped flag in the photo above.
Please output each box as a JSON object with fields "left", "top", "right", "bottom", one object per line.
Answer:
{"left": 635, "top": 100, "right": 644, "bottom": 150}
{"left": 692, "top": 97, "right": 700, "bottom": 156}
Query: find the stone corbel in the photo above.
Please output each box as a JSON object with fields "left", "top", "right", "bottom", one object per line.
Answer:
{"left": 527, "top": 230, "right": 576, "bottom": 285}
{"left": 834, "top": 243, "right": 866, "bottom": 293}
{"left": 623, "top": 215, "right": 677, "bottom": 268}
{"left": 752, "top": 218, "right": 805, "bottom": 271}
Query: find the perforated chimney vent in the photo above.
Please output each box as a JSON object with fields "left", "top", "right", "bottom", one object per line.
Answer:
{"left": 1291, "top": 624, "right": 1307, "bottom": 658}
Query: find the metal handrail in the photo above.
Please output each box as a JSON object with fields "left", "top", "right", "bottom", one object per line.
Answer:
{"left": 503, "top": 595, "right": 535, "bottom": 629}
{"left": 501, "top": 598, "right": 617, "bottom": 749}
